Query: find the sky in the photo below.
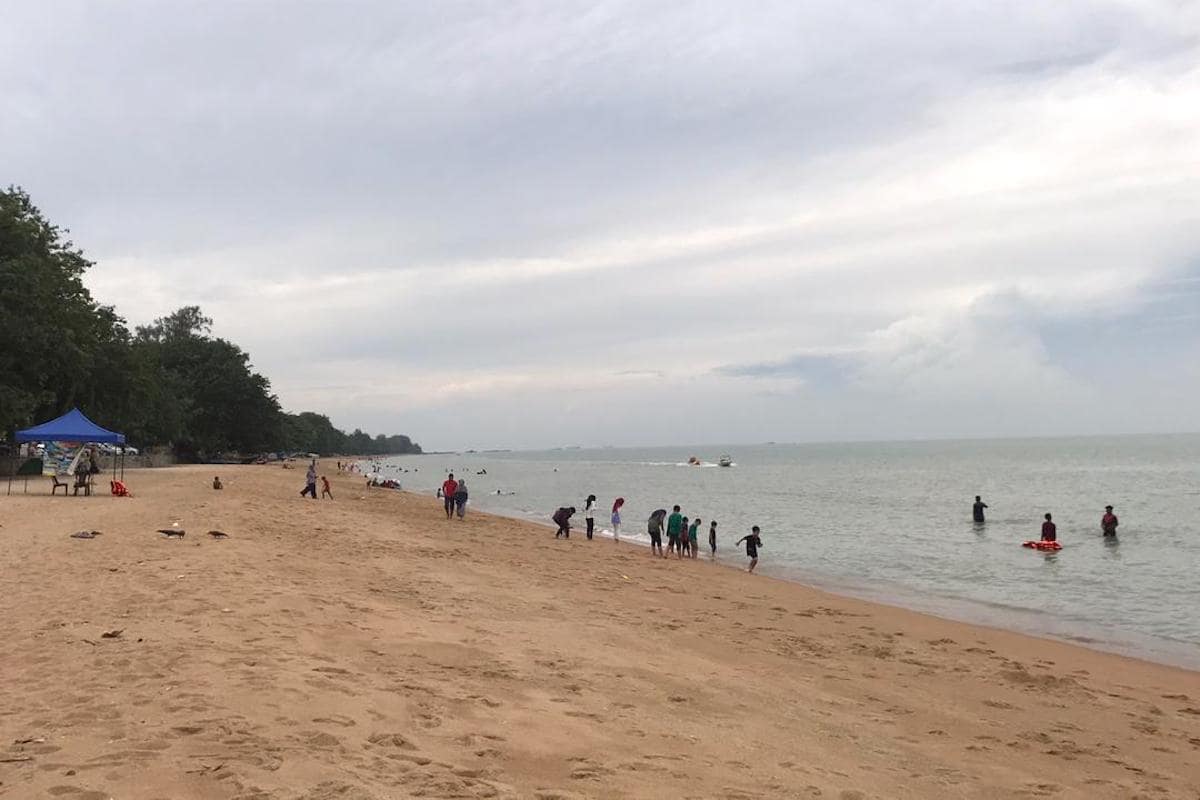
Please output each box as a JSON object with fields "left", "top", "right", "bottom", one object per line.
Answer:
{"left": 3, "top": 1, "right": 1199, "bottom": 450}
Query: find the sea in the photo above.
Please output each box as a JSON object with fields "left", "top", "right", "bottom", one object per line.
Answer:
{"left": 363, "top": 434, "right": 1200, "bottom": 670}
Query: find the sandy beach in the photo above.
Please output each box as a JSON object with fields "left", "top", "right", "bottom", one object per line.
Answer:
{"left": 1, "top": 464, "right": 1198, "bottom": 799}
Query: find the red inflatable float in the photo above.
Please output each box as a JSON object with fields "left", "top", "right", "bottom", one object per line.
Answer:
{"left": 1022, "top": 540, "right": 1061, "bottom": 551}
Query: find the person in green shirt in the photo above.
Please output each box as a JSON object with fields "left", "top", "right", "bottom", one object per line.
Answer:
{"left": 665, "top": 506, "right": 683, "bottom": 559}
{"left": 687, "top": 518, "right": 701, "bottom": 559}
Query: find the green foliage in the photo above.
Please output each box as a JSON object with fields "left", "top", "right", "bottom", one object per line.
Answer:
{"left": 0, "top": 186, "right": 421, "bottom": 459}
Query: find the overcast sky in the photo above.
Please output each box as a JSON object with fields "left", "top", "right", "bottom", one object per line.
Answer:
{"left": 3, "top": 1, "right": 1198, "bottom": 449}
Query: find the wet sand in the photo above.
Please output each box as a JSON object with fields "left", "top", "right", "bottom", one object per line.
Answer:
{"left": 1, "top": 464, "right": 1198, "bottom": 799}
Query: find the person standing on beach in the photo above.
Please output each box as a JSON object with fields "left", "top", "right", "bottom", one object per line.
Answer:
{"left": 665, "top": 506, "right": 683, "bottom": 558}
{"left": 553, "top": 506, "right": 575, "bottom": 538}
{"left": 648, "top": 509, "right": 666, "bottom": 556}
{"left": 1101, "top": 505, "right": 1119, "bottom": 536}
{"left": 584, "top": 494, "right": 597, "bottom": 540}
{"left": 611, "top": 497, "right": 624, "bottom": 541}
{"left": 687, "top": 518, "right": 700, "bottom": 559}
{"left": 454, "top": 478, "right": 469, "bottom": 518}
{"left": 679, "top": 517, "right": 690, "bottom": 557}
{"left": 708, "top": 520, "right": 717, "bottom": 557}
{"left": 301, "top": 461, "right": 318, "bottom": 499}
{"left": 973, "top": 495, "right": 988, "bottom": 523}
{"left": 1041, "top": 513, "right": 1057, "bottom": 542}
{"left": 735, "top": 526, "right": 763, "bottom": 573}
{"left": 442, "top": 474, "right": 458, "bottom": 520}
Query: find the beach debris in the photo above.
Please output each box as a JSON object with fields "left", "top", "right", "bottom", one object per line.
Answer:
{"left": 207, "top": 530, "right": 229, "bottom": 539}
{"left": 13, "top": 737, "right": 45, "bottom": 745}
{"left": 0, "top": 755, "right": 33, "bottom": 763}
{"left": 70, "top": 530, "right": 102, "bottom": 539}
{"left": 158, "top": 528, "right": 186, "bottom": 538}
{"left": 100, "top": 629, "right": 123, "bottom": 639}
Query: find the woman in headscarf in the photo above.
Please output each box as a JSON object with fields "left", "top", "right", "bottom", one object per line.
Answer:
{"left": 454, "top": 478, "right": 469, "bottom": 519}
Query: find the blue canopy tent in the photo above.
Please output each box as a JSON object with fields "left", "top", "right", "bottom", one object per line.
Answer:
{"left": 15, "top": 408, "right": 125, "bottom": 444}
{"left": 8, "top": 408, "right": 127, "bottom": 495}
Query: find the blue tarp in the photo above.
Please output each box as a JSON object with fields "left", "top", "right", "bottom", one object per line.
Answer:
{"left": 15, "top": 408, "right": 126, "bottom": 444}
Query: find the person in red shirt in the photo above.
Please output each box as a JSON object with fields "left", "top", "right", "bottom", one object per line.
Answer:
{"left": 1101, "top": 505, "right": 1119, "bottom": 537}
{"left": 1040, "top": 513, "right": 1057, "bottom": 542}
{"left": 441, "top": 473, "right": 458, "bottom": 520}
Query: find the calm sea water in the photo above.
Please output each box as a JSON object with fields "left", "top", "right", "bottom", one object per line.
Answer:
{"left": 368, "top": 435, "right": 1200, "bottom": 668}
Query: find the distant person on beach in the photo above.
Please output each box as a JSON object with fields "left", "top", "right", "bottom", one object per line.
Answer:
{"left": 454, "top": 478, "right": 469, "bottom": 518}
{"left": 1101, "top": 505, "right": 1119, "bottom": 536}
{"left": 301, "top": 462, "right": 318, "bottom": 499}
{"left": 442, "top": 474, "right": 458, "bottom": 520}
{"left": 735, "top": 526, "right": 763, "bottom": 573}
{"left": 679, "top": 517, "right": 690, "bottom": 557}
{"left": 584, "top": 494, "right": 597, "bottom": 540}
{"left": 321, "top": 475, "right": 333, "bottom": 499}
{"left": 666, "top": 506, "right": 683, "bottom": 558}
{"left": 553, "top": 506, "right": 576, "bottom": 538}
{"left": 1041, "top": 513, "right": 1057, "bottom": 542}
{"left": 687, "top": 518, "right": 700, "bottom": 559}
{"left": 973, "top": 495, "right": 988, "bottom": 523}
{"left": 611, "top": 497, "right": 624, "bottom": 541}
{"left": 648, "top": 509, "right": 666, "bottom": 556}
{"left": 212, "top": 476, "right": 223, "bottom": 490}
{"left": 708, "top": 520, "right": 717, "bottom": 557}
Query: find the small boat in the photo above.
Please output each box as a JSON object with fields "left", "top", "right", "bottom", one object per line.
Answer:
{"left": 718, "top": 454, "right": 733, "bottom": 467}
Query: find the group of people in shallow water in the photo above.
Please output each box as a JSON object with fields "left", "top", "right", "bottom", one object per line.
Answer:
{"left": 972, "top": 495, "right": 1120, "bottom": 543}
{"left": 548, "top": 497, "right": 765, "bottom": 573}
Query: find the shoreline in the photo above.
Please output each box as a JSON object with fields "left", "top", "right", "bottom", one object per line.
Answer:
{"left": 429, "top": 491, "right": 1200, "bottom": 673}
{"left": 3, "top": 463, "right": 1198, "bottom": 798}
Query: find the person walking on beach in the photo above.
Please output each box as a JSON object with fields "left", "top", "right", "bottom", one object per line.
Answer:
{"left": 1041, "top": 513, "right": 1057, "bottom": 542}
{"left": 454, "top": 478, "right": 469, "bottom": 518}
{"left": 647, "top": 509, "right": 666, "bottom": 556}
{"left": 611, "top": 497, "right": 624, "bottom": 541}
{"left": 687, "top": 518, "right": 700, "bottom": 559}
{"left": 708, "top": 520, "right": 717, "bottom": 557}
{"left": 301, "top": 461, "right": 318, "bottom": 499}
{"left": 321, "top": 475, "right": 333, "bottom": 499}
{"left": 665, "top": 506, "right": 683, "bottom": 558}
{"left": 973, "top": 495, "right": 988, "bottom": 523}
{"left": 1101, "top": 505, "right": 1119, "bottom": 537}
{"left": 584, "top": 494, "right": 597, "bottom": 540}
{"left": 441, "top": 473, "right": 458, "bottom": 520}
{"left": 553, "top": 506, "right": 576, "bottom": 538}
{"left": 735, "top": 526, "right": 763, "bottom": 573}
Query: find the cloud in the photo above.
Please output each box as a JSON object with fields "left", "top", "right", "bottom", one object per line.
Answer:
{"left": 2, "top": 1, "right": 1199, "bottom": 447}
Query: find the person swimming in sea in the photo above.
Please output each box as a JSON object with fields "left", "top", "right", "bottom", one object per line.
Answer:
{"left": 735, "top": 526, "right": 763, "bottom": 573}
{"left": 973, "top": 495, "right": 988, "bottom": 523}
{"left": 1040, "top": 513, "right": 1057, "bottom": 542}
{"left": 1101, "top": 505, "right": 1119, "bottom": 537}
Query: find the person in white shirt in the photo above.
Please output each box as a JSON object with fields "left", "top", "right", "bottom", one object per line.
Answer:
{"left": 584, "top": 494, "right": 597, "bottom": 540}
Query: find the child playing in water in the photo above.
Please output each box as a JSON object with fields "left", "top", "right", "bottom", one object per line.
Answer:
{"left": 735, "top": 526, "right": 763, "bottom": 573}
{"left": 708, "top": 520, "right": 717, "bottom": 557}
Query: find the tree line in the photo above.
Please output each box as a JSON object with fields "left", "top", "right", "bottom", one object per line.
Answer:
{"left": 0, "top": 186, "right": 421, "bottom": 459}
